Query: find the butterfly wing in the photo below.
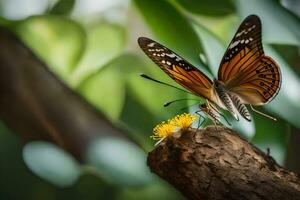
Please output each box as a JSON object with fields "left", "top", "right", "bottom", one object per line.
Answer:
{"left": 217, "top": 15, "right": 281, "bottom": 105}
{"left": 138, "top": 37, "right": 214, "bottom": 102}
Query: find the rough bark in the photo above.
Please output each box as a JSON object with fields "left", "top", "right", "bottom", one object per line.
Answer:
{"left": 148, "top": 126, "right": 300, "bottom": 200}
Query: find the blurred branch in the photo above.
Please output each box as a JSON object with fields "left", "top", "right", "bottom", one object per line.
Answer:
{"left": 0, "top": 26, "right": 132, "bottom": 161}
{"left": 148, "top": 127, "right": 300, "bottom": 200}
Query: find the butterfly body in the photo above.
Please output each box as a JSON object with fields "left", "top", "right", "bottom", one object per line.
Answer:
{"left": 138, "top": 15, "right": 281, "bottom": 122}
{"left": 212, "top": 79, "right": 239, "bottom": 120}
{"left": 211, "top": 79, "right": 251, "bottom": 121}
{"left": 199, "top": 104, "right": 221, "bottom": 124}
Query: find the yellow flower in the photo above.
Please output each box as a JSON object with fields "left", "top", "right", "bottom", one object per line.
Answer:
{"left": 151, "top": 113, "right": 197, "bottom": 143}
{"left": 151, "top": 121, "right": 176, "bottom": 141}
{"left": 170, "top": 113, "right": 197, "bottom": 130}
{"left": 151, "top": 113, "right": 197, "bottom": 146}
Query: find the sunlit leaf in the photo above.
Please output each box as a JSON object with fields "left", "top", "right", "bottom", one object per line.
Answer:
{"left": 121, "top": 88, "right": 162, "bottom": 149}
{"left": 13, "top": 15, "right": 85, "bottom": 82}
{"left": 23, "top": 141, "right": 81, "bottom": 188}
{"left": 85, "top": 136, "right": 153, "bottom": 186}
{"left": 174, "top": 0, "right": 235, "bottom": 16}
{"left": 71, "top": 23, "right": 126, "bottom": 86}
{"left": 77, "top": 60, "right": 125, "bottom": 120}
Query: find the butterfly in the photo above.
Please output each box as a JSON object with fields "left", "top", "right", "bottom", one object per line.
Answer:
{"left": 138, "top": 15, "right": 281, "bottom": 122}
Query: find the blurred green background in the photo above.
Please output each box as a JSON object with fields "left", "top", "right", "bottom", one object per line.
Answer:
{"left": 0, "top": 0, "right": 300, "bottom": 199}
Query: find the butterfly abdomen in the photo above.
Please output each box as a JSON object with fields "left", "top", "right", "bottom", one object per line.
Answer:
{"left": 230, "top": 93, "right": 251, "bottom": 121}
{"left": 213, "top": 80, "right": 239, "bottom": 121}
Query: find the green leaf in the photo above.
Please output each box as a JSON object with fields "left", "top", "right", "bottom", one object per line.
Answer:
{"left": 85, "top": 136, "right": 153, "bottom": 186}
{"left": 120, "top": 87, "right": 162, "bottom": 148}
{"left": 134, "top": 0, "right": 209, "bottom": 73}
{"left": 77, "top": 59, "right": 125, "bottom": 121}
{"left": 23, "top": 141, "right": 81, "bottom": 188}
{"left": 49, "top": 0, "right": 75, "bottom": 15}
{"left": 13, "top": 15, "right": 85, "bottom": 82}
{"left": 118, "top": 181, "right": 184, "bottom": 200}
{"left": 174, "top": 0, "right": 235, "bottom": 16}
{"left": 272, "top": 44, "right": 300, "bottom": 77}
{"left": 236, "top": 0, "right": 300, "bottom": 45}
{"left": 191, "top": 22, "right": 225, "bottom": 75}
{"left": 70, "top": 23, "right": 126, "bottom": 86}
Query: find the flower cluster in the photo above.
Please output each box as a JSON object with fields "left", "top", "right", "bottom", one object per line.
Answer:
{"left": 151, "top": 113, "right": 197, "bottom": 142}
{"left": 170, "top": 113, "right": 197, "bottom": 130}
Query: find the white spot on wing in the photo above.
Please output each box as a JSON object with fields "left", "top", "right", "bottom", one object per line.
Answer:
{"left": 236, "top": 30, "right": 245, "bottom": 37}
{"left": 166, "top": 53, "right": 183, "bottom": 61}
{"left": 166, "top": 53, "right": 176, "bottom": 58}
{"left": 229, "top": 40, "right": 240, "bottom": 49}
{"left": 147, "top": 42, "right": 155, "bottom": 47}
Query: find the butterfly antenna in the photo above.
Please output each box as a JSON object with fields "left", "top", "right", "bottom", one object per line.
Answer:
{"left": 140, "top": 73, "right": 193, "bottom": 95}
{"left": 250, "top": 105, "right": 277, "bottom": 122}
{"left": 164, "top": 99, "right": 199, "bottom": 107}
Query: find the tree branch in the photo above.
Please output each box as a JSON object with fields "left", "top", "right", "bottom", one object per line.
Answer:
{"left": 148, "top": 126, "right": 300, "bottom": 200}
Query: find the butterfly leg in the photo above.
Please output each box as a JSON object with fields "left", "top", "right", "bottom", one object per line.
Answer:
{"left": 213, "top": 119, "right": 218, "bottom": 131}
{"left": 195, "top": 111, "right": 205, "bottom": 130}
{"left": 206, "top": 99, "right": 214, "bottom": 110}
{"left": 250, "top": 105, "right": 277, "bottom": 122}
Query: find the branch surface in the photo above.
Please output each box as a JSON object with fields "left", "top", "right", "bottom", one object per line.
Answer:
{"left": 148, "top": 126, "right": 300, "bottom": 200}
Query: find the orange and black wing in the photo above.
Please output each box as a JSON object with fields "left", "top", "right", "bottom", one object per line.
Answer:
{"left": 138, "top": 37, "right": 214, "bottom": 101}
{"left": 217, "top": 15, "right": 281, "bottom": 105}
